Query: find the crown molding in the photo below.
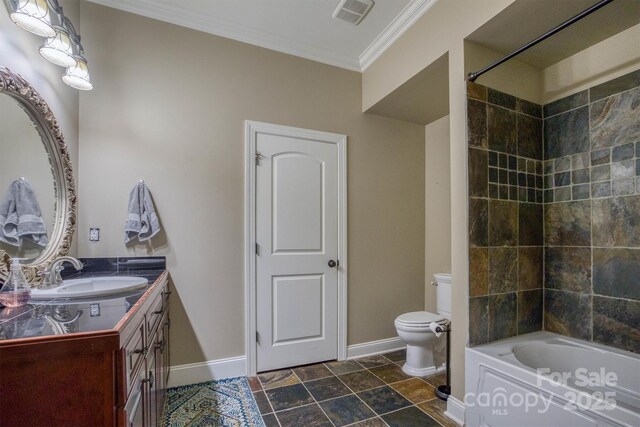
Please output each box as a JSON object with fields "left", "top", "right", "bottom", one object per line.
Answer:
{"left": 87, "top": 0, "right": 362, "bottom": 71}
{"left": 87, "top": 0, "right": 434, "bottom": 73}
{"left": 359, "top": 0, "right": 438, "bottom": 71}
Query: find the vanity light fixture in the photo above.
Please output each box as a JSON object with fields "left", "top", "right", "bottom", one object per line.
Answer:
{"left": 62, "top": 56, "right": 93, "bottom": 91}
{"left": 39, "top": 24, "right": 75, "bottom": 66}
{"left": 8, "top": 0, "right": 55, "bottom": 37}
{"left": 4, "top": 0, "right": 93, "bottom": 90}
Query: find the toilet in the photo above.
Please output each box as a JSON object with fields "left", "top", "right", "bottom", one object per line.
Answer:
{"left": 394, "top": 273, "right": 452, "bottom": 376}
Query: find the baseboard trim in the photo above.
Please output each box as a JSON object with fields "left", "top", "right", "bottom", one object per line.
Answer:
{"left": 445, "top": 396, "right": 465, "bottom": 426}
{"left": 168, "top": 337, "right": 405, "bottom": 388}
{"left": 347, "top": 337, "right": 404, "bottom": 359}
{"left": 168, "top": 356, "right": 247, "bottom": 388}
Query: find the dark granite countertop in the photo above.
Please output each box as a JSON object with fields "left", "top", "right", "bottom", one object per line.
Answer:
{"left": 0, "top": 257, "right": 166, "bottom": 342}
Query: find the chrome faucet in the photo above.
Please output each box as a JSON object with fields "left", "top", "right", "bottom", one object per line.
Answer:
{"left": 42, "top": 256, "right": 84, "bottom": 288}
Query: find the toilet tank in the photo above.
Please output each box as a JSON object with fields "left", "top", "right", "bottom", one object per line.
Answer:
{"left": 433, "top": 273, "right": 452, "bottom": 318}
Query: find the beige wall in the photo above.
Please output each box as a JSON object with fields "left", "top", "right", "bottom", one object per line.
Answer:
{"left": 77, "top": 3, "right": 425, "bottom": 365}
{"left": 542, "top": 23, "right": 640, "bottom": 103}
{"left": 464, "top": 41, "right": 542, "bottom": 104}
{"left": 366, "top": 53, "right": 449, "bottom": 126}
{"left": 448, "top": 40, "right": 469, "bottom": 402}
{"left": 424, "top": 115, "right": 451, "bottom": 312}
{"left": 362, "top": 0, "right": 515, "bottom": 111}
{"left": 0, "top": 1, "right": 80, "bottom": 256}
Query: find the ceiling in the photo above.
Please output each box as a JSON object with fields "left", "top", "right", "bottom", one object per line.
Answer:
{"left": 86, "top": 0, "right": 438, "bottom": 71}
{"left": 467, "top": 0, "right": 640, "bottom": 69}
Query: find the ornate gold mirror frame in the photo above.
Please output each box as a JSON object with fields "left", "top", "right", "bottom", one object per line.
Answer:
{"left": 0, "top": 67, "right": 76, "bottom": 286}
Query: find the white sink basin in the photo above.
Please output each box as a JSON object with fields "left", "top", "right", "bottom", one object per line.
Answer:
{"left": 31, "top": 276, "right": 149, "bottom": 300}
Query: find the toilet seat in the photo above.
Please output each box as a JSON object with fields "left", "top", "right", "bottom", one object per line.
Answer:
{"left": 394, "top": 311, "right": 447, "bottom": 331}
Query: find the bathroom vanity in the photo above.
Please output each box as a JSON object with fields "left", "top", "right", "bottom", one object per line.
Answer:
{"left": 0, "top": 270, "right": 171, "bottom": 427}
{"left": 0, "top": 68, "right": 173, "bottom": 426}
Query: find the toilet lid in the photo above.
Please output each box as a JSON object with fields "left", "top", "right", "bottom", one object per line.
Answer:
{"left": 396, "top": 311, "right": 446, "bottom": 326}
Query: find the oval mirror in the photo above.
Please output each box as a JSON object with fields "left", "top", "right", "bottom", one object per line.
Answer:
{"left": 0, "top": 67, "right": 76, "bottom": 285}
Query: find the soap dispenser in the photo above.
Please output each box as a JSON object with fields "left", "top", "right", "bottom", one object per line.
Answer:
{"left": 0, "top": 258, "right": 31, "bottom": 307}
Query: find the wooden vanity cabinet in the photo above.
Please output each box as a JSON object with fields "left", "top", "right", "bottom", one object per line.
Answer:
{"left": 120, "top": 277, "right": 171, "bottom": 427}
{"left": 0, "top": 272, "right": 170, "bottom": 427}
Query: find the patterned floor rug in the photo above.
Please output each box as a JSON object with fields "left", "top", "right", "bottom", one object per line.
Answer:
{"left": 164, "top": 377, "right": 265, "bottom": 427}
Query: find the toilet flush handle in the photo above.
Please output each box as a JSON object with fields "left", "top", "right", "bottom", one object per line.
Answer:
{"left": 431, "top": 281, "right": 438, "bottom": 286}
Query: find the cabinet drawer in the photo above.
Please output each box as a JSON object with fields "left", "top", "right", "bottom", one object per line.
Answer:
{"left": 124, "top": 320, "right": 146, "bottom": 394}
{"left": 146, "top": 291, "right": 165, "bottom": 337}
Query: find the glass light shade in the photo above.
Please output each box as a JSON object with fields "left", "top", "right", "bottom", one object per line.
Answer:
{"left": 62, "top": 57, "right": 93, "bottom": 90}
{"left": 9, "top": 0, "right": 55, "bottom": 37}
{"left": 39, "top": 28, "right": 76, "bottom": 67}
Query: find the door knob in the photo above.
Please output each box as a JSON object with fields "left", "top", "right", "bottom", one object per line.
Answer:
{"left": 328, "top": 260, "right": 338, "bottom": 268}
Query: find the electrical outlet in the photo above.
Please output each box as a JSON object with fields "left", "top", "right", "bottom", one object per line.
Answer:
{"left": 89, "top": 228, "right": 100, "bottom": 242}
{"left": 90, "top": 303, "right": 100, "bottom": 317}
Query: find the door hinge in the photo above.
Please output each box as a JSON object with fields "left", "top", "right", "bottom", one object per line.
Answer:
{"left": 255, "top": 152, "right": 264, "bottom": 165}
{"left": 255, "top": 243, "right": 260, "bottom": 256}
{"left": 256, "top": 331, "right": 260, "bottom": 344}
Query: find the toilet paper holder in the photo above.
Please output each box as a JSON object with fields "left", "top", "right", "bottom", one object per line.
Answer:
{"left": 428, "top": 321, "right": 449, "bottom": 337}
{"left": 434, "top": 319, "right": 452, "bottom": 401}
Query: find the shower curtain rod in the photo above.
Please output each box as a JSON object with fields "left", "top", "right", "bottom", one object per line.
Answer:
{"left": 467, "top": 0, "right": 615, "bottom": 82}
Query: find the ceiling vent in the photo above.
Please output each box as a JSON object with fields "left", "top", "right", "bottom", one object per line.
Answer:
{"left": 332, "top": 0, "right": 375, "bottom": 25}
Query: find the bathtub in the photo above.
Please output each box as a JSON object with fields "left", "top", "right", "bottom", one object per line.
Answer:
{"left": 465, "top": 332, "right": 640, "bottom": 427}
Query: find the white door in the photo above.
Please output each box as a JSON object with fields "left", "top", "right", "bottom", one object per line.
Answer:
{"left": 255, "top": 131, "right": 340, "bottom": 372}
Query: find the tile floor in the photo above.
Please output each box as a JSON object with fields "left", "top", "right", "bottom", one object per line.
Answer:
{"left": 248, "top": 350, "right": 457, "bottom": 427}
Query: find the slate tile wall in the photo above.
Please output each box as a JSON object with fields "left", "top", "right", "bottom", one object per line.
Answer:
{"left": 466, "top": 69, "right": 640, "bottom": 353}
{"left": 467, "top": 82, "right": 544, "bottom": 346}
{"left": 542, "top": 70, "right": 640, "bottom": 354}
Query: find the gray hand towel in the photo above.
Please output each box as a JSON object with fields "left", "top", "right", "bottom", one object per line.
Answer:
{"left": 0, "top": 179, "right": 49, "bottom": 247}
{"left": 125, "top": 182, "right": 161, "bottom": 243}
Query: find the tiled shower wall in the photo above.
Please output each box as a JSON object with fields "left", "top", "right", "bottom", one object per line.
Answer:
{"left": 467, "top": 83, "right": 544, "bottom": 346}
{"left": 543, "top": 70, "right": 640, "bottom": 354}
{"left": 467, "top": 69, "right": 640, "bottom": 353}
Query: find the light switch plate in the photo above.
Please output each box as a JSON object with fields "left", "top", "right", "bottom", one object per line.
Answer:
{"left": 89, "top": 228, "right": 100, "bottom": 242}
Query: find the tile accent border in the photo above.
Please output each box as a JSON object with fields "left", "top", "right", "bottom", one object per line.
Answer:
{"left": 542, "top": 139, "right": 639, "bottom": 203}
{"left": 488, "top": 150, "right": 543, "bottom": 203}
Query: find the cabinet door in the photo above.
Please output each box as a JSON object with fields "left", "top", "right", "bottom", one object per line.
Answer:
{"left": 154, "top": 321, "right": 167, "bottom": 421}
{"left": 124, "top": 367, "right": 146, "bottom": 427}
{"left": 146, "top": 349, "right": 158, "bottom": 427}
{"left": 163, "top": 308, "right": 171, "bottom": 385}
